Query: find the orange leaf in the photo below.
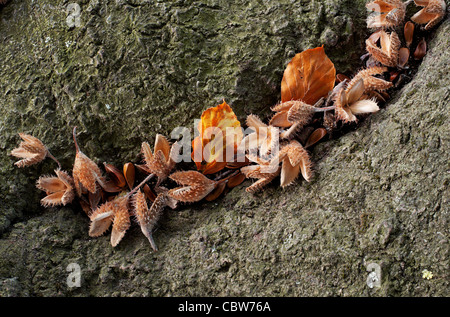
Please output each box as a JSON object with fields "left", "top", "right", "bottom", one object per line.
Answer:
{"left": 192, "top": 101, "right": 243, "bottom": 175}
{"left": 281, "top": 46, "right": 336, "bottom": 104}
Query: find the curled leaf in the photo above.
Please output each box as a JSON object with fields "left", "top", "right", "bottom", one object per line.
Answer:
{"left": 390, "top": 70, "right": 400, "bottom": 82}
{"left": 398, "top": 47, "right": 410, "bottom": 67}
{"left": 123, "top": 162, "right": 135, "bottom": 190}
{"left": 88, "top": 189, "right": 102, "bottom": 210}
{"left": 413, "top": 38, "right": 427, "bottom": 60}
{"left": 205, "top": 181, "right": 227, "bottom": 201}
{"left": 336, "top": 73, "right": 350, "bottom": 83}
{"left": 143, "top": 184, "right": 157, "bottom": 202}
{"left": 101, "top": 181, "right": 122, "bottom": 193}
{"left": 104, "top": 163, "right": 126, "bottom": 188}
{"left": 404, "top": 21, "right": 415, "bottom": 48}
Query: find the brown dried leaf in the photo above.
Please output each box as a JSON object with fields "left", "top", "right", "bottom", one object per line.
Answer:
{"left": 143, "top": 184, "right": 157, "bottom": 202}
{"left": 104, "top": 163, "right": 126, "bottom": 188}
{"left": 226, "top": 172, "right": 246, "bottom": 189}
{"left": 281, "top": 46, "right": 336, "bottom": 105}
{"left": 404, "top": 21, "right": 415, "bottom": 48}
{"left": 413, "top": 38, "right": 427, "bottom": 60}
{"left": 192, "top": 101, "right": 243, "bottom": 175}
{"left": 88, "top": 189, "right": 102, "bottom": 210}
{"left": 101, "top": 180, "right": 122, "bottom": 193}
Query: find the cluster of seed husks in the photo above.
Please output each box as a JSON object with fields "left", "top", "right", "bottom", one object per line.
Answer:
{"left": 240, "top": 0, "right": 446, "bottom": 192}
{"left": 10, "top": 0, "right": 446, "bottom": 250}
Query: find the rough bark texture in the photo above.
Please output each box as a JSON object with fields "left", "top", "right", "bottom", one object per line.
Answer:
{"left": 0, "top": 0, "right": 448, "bottom": 296}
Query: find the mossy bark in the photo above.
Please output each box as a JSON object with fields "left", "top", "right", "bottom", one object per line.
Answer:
{"left": 0, "top": 0, "right": 448, "bottom": 296}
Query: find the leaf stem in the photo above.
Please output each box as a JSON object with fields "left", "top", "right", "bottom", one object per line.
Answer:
{"left": 46, "top": 151, "right": 62, "bottom": 169}
{"left": 314, "top": 105, "right": 336, "bottom": 112}
{"left": 127, "top": 173, "right": 155, "bottom": 197}
{"left": 73, "top": 126, "right": 80, "bottom": 153}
